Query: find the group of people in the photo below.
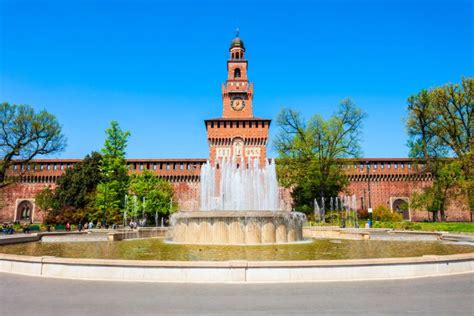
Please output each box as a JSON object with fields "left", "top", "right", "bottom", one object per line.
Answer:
{"left": 2, "top": 223, "right": 15, "bottom": 235}
{"left": 65, "top": 221, "right": 121, "bottom": 232}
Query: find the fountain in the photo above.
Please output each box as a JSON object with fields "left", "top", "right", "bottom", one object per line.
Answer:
{"left": 170, "top": 158, "right": 306, "bottom": 245}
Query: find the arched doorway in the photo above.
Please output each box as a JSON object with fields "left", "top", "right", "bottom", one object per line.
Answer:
{"left": 392, "top": 198, "right": 410, "bottom": 220}
{"left": 16, "top": 200, "right": 34, "bottom": 222}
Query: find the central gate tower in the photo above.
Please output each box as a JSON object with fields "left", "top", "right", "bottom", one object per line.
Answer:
{"left": 205, "top": 31, "right": 271, "bottom": 167}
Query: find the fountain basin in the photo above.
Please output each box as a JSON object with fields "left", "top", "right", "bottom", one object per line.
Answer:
{"left": 170, "top": 211, "right": 306, "bottom": 245}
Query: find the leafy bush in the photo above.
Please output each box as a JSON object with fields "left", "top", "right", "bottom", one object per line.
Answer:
{"left": 373, "top": 221, "right": 421, "bottom": 230}
{"left": 29, "top": 224, "right": 41, "bottom": 231}
{"left": 357, "top": 209, "right": 369, "bottom": 220}
{"left": 324, "top": 211, "right": 341, "bottom": 225}
{"left": 373, "top": 205, "right": 403, "bottom": 222}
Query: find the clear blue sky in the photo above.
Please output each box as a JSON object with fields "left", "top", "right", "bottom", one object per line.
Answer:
{"left": 1, "top": 0, "right": 472, "bottom": 159}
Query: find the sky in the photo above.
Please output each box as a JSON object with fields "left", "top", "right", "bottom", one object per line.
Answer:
{"left": 1, "top": 0, "right": 473, "bottom": 159}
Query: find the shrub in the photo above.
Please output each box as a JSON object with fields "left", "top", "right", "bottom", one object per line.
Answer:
{"left": 373, "top": 205, "right": 403, "bottom": 222}
{"left": 324, "top": 211, "right": 340, "bottom": 225}
{"left": 357, "top": 208, "right": 369, "bottom": 220}
{"left": 373, "top": 221, "right": 422, "bottom": 230}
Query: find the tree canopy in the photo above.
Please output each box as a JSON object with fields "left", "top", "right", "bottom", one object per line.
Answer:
{"left": 95, "top": 121, "right": 131, "bottom": 224}
{"left": 37, "top": 152, "right": 103, "bottom": 224}
{"left": 0, "top": 103, "right": 66, "bottom": 188}
{"left": 274, "top": 99, "right": 366, "bottom": 212}
{"left": 128, "top": 171, "right": 177, "bottom": 224}
{"left": 406, "top": 77, "right": 473, "bottom": 220}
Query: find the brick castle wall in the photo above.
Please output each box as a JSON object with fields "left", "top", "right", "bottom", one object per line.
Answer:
{"left": 1, "top": 158, "right": 471, "bottom": 223}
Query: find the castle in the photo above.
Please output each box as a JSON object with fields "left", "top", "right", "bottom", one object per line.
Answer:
{"left": 1, "top": 34, "right": 470, "bottom": 223}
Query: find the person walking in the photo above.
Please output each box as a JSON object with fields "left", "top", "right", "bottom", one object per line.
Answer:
{"left": 78, "top": 222, "right": 83, "bottom": 232}
{"left": 66, "top": 222, "right": 71, "bottom": 231}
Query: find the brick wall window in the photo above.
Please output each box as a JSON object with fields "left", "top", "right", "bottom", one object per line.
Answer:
{"left": 394, "top": 164, "right": 398, "bottom": 169}
{"left": 153, "top": 164, "right": 157, "bottom": 170}
{"left": 47, "top": 165, "right": 51, "bottom": 170}
{"left": 139, "top": 164, "right": 144, "bottom": 170}
{"left": 166, "top": 164, "right": 170, "bottom": 170}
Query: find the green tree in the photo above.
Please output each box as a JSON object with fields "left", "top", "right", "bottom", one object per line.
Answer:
{"left": 128, "top": 171, "right": 177, "bottom": 224}
{"left": 35, "top": 186, "right": 57, "bottom": 223}
{"left": 410, "top": 161, "right": 463, "bottom": 221}
{"left": 0, "top": 103, "right": 66, "bottom": 188}
{"left": 274, "top": 99, "right": 366, "bottom": 213}
{"left": 407, "top": 77, "right": 473, "bottom": 220}
{"left": 35, "top": 152, "right": 103, "bottom": 224}
{"left": 95, "top": 121, "right": 130, "bottom": 224}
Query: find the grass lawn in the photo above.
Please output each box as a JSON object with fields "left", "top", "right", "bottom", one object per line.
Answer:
{"left": 372, "top": 221, "right": 474, "bottom": 233}
{"left": 308, "top": 220, "right": 474, "bottom": 233}
{"left": 409, "top": 222, "right": 474, "bottom": 233}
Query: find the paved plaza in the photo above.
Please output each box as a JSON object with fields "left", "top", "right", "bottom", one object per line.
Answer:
{"left": 0, "top": 272, "right": 472, "bottom": 315}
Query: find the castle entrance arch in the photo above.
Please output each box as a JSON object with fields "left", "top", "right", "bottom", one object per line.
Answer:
{"left": 391, "top": 197, "right": 410, "bottom": 221}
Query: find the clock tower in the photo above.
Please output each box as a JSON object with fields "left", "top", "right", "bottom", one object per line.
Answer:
{"left": 205, "top": 31, "right": 271, "bottom": 167}
{"left": 222, "top": 29, "right": 254, "bottom": 118}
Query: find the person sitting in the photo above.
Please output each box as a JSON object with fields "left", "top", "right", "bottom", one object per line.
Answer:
{"left": 22, "top": 223, "right": 30, "bottom": 234}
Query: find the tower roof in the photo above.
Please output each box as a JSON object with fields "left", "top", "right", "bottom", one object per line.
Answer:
{"left": 230, "top": 28, "right": 245, "bottom": 50}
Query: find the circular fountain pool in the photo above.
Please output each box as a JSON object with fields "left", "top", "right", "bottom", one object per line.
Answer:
{"left": 1, "top": 238, "right": 473, "bottom": 261}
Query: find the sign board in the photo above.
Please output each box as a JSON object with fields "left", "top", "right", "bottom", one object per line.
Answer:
{"left": 368, "top": 208, "right": 373, "bottom": 214}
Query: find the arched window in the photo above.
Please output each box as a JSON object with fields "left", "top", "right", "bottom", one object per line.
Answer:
{"left": 235, "top": 52, "right": 239, "bottom": 59}
{"left": 17, "top": 200, "right": 33, "bottom": 221}
{"left": 231, "top": 53, "right": 234, "bottom": 59}
{"left": 234, "top": 68, "right": 241, "bottom": 78}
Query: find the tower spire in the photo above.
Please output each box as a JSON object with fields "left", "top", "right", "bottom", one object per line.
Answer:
{"left": 235, "top": 28, "right": 240, "bottom": 37}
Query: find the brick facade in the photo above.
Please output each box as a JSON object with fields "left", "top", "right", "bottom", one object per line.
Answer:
{"left": 0, "top": 35, "right": 471, "bottom": 223}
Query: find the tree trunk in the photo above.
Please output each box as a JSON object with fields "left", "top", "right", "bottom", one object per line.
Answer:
{"left": 440, "top": 209, "right": 446, "bottom": 222}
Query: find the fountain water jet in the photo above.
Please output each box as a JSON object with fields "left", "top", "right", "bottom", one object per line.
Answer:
{"left": 171, "top": 158, "right": 306, "bottom": 245}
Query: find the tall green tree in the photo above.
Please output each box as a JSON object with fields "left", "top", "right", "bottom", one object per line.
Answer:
{"left": 95, "top": 121, "right": 130, "bottom": 224}
{"left": 407, "top": 77, "right": 473, "bottom": 220}
{"left": 35, "top": 152, "right": 103, "bottom": 224}
{"left": 0, "top": 103, "right": 66, "bottom": 188}
{"left": 274, "top": 99, "right": 366, "bottom": 212}
{"left": 128, "top": 171, "right": 177, "bottom": 224}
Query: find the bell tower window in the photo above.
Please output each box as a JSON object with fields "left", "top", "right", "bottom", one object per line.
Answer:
{"left": 234, "top": 68, "right": 241, "bottom": 78}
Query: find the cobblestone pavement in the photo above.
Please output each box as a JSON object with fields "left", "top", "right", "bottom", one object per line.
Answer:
{"left": 0, "top": 272, "right": 472, "bottom": 315}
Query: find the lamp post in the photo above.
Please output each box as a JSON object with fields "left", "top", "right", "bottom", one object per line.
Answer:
{"left": 366, "top": 161, "right": 373, "bottom": 228}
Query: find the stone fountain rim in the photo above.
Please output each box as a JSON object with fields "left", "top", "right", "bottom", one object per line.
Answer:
{"left": 171, "top": 211, "right": 305, "bottom": 218}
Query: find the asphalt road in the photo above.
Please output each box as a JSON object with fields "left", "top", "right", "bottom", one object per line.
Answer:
{"left": 0, "top": 272, "right": 473, "bottom": 315}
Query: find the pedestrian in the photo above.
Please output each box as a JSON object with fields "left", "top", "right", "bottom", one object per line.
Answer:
{"left": 89, "top": 221, "right": 94, "bottom": 229}
{"left": 66, "top": 222, "right": 71, "bottom": 231}
{"left": 78, "top": 222, "right": 83, "bottom": 232}
{"left": 84, "top": 222, "right": 88, "bottom": 230}
{"left": 22, "top": 222, "right": 30, "bottom": 234}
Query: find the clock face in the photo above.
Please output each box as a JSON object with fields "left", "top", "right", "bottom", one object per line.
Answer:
{"left": 231, "top": 98, "right": 245, "bottom": 111}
